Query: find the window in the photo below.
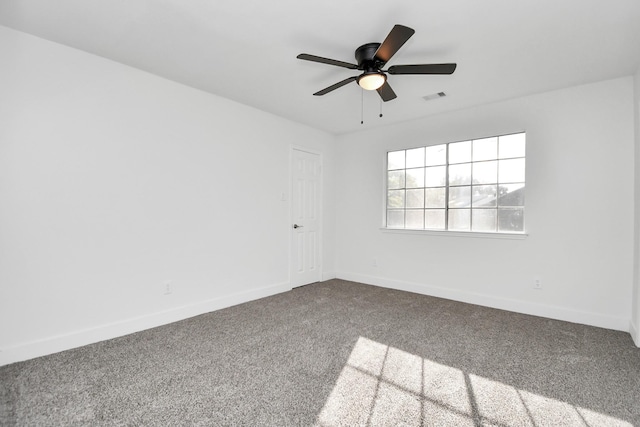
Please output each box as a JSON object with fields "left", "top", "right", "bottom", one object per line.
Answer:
{"left": 386, "top": 132, "right": 526, "bottom": 233}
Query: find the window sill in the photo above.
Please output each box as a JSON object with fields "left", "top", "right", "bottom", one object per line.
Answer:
{"left": 380, "top": 228, "right": 528, "bottom": 240}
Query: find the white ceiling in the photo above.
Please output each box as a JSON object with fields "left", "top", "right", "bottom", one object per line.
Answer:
{"left": 2, "top": 0, "right": 640, "bottom": 135}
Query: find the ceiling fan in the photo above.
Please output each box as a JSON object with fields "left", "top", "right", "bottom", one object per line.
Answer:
{"left": 297, "top": 25, "right": 457, "bottom": 102}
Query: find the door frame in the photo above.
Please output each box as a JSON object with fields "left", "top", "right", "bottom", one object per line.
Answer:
{"left": 289, "top": 145, "right": 323, "bottom": 287}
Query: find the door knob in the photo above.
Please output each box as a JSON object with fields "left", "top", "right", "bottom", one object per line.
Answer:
{"left": 293, "top": 224, "right": 303, "bottom": 229}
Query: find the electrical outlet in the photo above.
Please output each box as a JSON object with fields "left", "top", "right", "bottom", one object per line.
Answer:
{"left": 533, "top": 278, "right": 543, "bottom": 290}
{"left": 372, "top": 258, "right": 378, "bottom": 267}
{"left": 164, "top": 281, "right": 173, "bottom": 295}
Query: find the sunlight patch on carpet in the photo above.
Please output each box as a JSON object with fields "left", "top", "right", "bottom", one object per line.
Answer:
{"left": 315, "top": 337, "right": 631, "bottom": 427}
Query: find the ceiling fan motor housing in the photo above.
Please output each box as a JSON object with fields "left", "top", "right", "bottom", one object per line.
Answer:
{"left": 355, "top": 43, "right": 382, "bottom": 70}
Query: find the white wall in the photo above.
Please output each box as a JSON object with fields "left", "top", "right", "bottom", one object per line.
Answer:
{"left": 632, "top": 68, "right": 640, "bottom": 346}
{"left": 335, "top": 77, "right": 635, "bottom": 332}
{"left": 0, "top": 26, "right": 336, "bottom": 366}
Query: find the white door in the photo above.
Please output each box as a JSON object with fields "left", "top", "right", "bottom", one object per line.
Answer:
{"left": 291, "top": 148, "right": 322, "bottom": 287}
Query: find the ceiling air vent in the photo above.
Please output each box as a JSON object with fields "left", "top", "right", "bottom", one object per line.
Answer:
{"left": 423, "top": 92, "right": 446, "bottom": 101}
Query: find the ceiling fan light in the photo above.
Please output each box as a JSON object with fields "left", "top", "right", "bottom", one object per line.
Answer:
{"left": 358, "top": 72, "right": 386, "bottom": 90}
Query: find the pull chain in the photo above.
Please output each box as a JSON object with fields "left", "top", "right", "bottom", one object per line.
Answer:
{"left": 359, "top": 91, "right": 385, "bottom": 124}
{"left": 360, "top": 89, "right": 364, "bottom": 125}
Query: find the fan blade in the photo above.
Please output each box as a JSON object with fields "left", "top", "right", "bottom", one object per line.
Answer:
{"left": 376, "top": 81, "right": 397, "bottom": 102}
{"left": 387, "top": 63, "right": 457, "bottom": 75}
{"left": 374, "top": 25, "right": 415, "bottom": 65}
{"left": 313, "top": 76, "right": 357, "bottom": 96}
{"left": 297, "top": 53, "right": 358, "bottom": 69}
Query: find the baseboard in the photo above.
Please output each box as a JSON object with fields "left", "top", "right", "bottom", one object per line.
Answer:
{"left": 0, "top": 281, "right": 291, "bottom": 367}
{"left": 630, "top": 321, "right": 640, "bottom": 347}
{"left": 322, "top": 271, "right": 337, "bottom": 281}
{"left": 336, "top": 272, "right": 630, "bottom": 332}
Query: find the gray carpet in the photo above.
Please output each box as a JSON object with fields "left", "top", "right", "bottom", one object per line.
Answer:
{"left": 1, "top": 279, "right": 639, "bottom": 426}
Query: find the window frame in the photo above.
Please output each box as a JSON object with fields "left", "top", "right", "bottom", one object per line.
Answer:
{"left": 383, "top": 132, "right": 527, "bottom": 236}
